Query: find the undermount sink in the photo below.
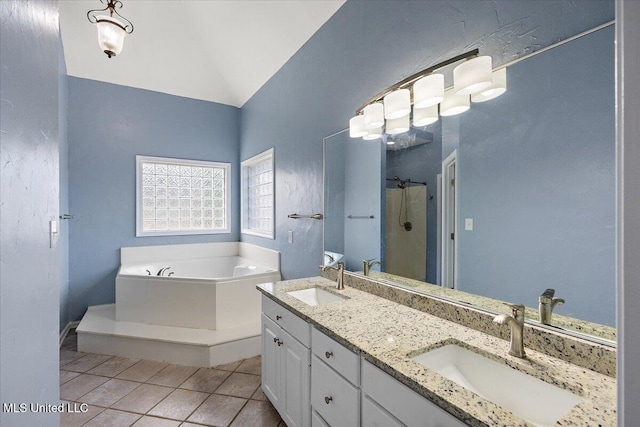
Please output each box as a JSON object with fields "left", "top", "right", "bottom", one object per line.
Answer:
{"left": 287, "top": 287, "right": 348, "bottom": 306}
{"left": 411, "top": 344, "right": 581, "bottom": 427}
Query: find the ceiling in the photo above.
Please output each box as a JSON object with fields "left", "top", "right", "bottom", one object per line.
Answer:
{"left": 59, "top": 0, "right": 345, "bottom": 108}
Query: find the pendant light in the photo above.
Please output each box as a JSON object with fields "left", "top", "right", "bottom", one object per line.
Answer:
{"left": 386, "top": 115, "right": 410, "bottom": 135}
{"left": 472, "top": 68, "right": 507, "bottom": 103}
{"left": 349, "top": 115, "right": 368, "bottom": 138}
{"left": 413, "top": 74, "right": 445, "bottom": 108}
{"left": 383, "top": 89, "right": 411, "bottom": 120}
{"left": 364, "top": 103, "right": 385, "bottom": 130}
{"left": 87, "top": 0, "right": 134, "bottom": 58}
{"left": 440, "top": 90, "right": 470, "bottom": 116}
{"left": 363, "top": 127, "right": 383, "bottom": 140}
{"left": 454, "top": 56, "right": 493, "bottom": 96}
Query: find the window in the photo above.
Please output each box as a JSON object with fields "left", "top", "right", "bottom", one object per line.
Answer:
{"left": 241, "top": 148, "right": 274, "bottom": 239}
{"left": 136, "top": 155, "right": 230, "bottom": 236}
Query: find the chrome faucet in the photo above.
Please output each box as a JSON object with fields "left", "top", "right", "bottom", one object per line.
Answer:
{"left": 493, "top": 303, "right": 526, "bottom": 358}
{"left": 363, "top": 258, "right": 381, "bottom": 276}
{"left": 539, "top": 288, "right": 565, "bottom": 325}
{"left": 321, "top": 261, "right": 345, "bottom": 290}
{"left": 324, "top": 253, "right": 335, "bottom": 264}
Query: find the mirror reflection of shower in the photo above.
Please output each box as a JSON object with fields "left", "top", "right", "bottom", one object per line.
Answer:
{"left": 385, "top": 175, "right": 432, "bottom": 281}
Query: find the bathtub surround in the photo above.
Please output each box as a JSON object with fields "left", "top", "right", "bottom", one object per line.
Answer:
{"left": 77, "top": 242, "right": 281, "bottom": 367}
{"left": 67, "top": 77, "right": 240, "bottom": 323}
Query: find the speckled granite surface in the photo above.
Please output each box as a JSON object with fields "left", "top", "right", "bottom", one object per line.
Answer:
{"left": 364, "top": 271, "right": 616, "bottom": 342}
{"left": 257, "top": 277, "right": 616, "bottom": 427}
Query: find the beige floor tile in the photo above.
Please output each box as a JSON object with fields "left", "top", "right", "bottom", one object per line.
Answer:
{"left": 230, "top": 400, "right": 281, "bottom": 427}
{"left": 60, "top": 350, "right": 83, "bottom": 367}
{"left": 179, "top": 368, "right": 230, "bottom": 393}
{"left": 214, "top": 360, "right": 243, "bottom": 372}
{"left": 60, "top": 374, "right": 110, "bottom": 401}
{"left": 62, "top": 354, "right": 114, "bottom": 373}
{"left": 82, "top": 408, "right": 141, "bottom": 427}
{"left": 116, "top": 360, "right": 168, "bottom": 382}
{"left": 60, "top": 370, "right": 81, "bottom": 385}
{"left": 131, "top": 415, "right": 181, "bottom": 427}
{"left": 88, "top": 356, "right": 140, "bottom": 377}
{"left": 147, "top": 364, "right": 198, "bottom": 387}
{"left": 215, "top": 372, "right": 261, "bottom": 398}
{"left": 147, "top": 388, "right": 209, "bottom": 421}
{"left": 251, "top": 387, "right": 268, "bottom": 401}
{"left": 111, "top": 383, "right": 173, "bottom": 414}
{"left": 60, "top": 402, "right": 104, "bottom": 427}
{"left": 187, "top": 394, "right": 246, "bottom": 427}
{"left": 236, "top": 356, "right": 262, "bottom": 375}
{"left": 79, "top": 378, "right": 140, "bottom": 407}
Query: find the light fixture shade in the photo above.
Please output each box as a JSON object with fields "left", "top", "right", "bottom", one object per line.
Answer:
{"left": 362, "top": 126, "right": 383, "bottom": 140}
{"left": 364, "top": 103, "right": 385, "bottom": 130}
{"left": 413, "top": 74, "right": 445, "bottom": 108}
{"left": 349, "top": 115, "right": 368, "bottom": 138}
{"left": 454, "top": 56, "right": 493, "bottom": 96}
{"left": 472, "top": 68, "right": 507, "bottom": 103}
{"left": 96, "top": 15, "right": 127, "bottom": 58}
{"left": 440, "top": 90, "right": 470, "bottom": 116}
{"left": 386, "top": 114, "right": 410, "bottom": 135}
{"left": 413, "top": 105, "right": 439, "bottom": 126}
{"left": 383, "top": 89, "right": 411, "bottom": 119}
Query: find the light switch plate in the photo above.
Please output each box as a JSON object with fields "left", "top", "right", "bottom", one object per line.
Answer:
{"left": 465, "top": 218, "right": 473, "bottom": 231}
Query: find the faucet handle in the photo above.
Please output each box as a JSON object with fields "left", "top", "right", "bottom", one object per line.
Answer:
{"left": 503, "top": 303, "right": 525, "bottom": 320}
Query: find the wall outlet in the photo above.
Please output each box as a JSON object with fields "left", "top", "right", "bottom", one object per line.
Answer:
{"left": 288, "top": 230, "right": 293, "bottom": 244}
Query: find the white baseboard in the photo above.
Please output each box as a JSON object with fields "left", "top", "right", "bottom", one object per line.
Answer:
{"left": 60, "top": 321, "right": 80, "bottom": 348}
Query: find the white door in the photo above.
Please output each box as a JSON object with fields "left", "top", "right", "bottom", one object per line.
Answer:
{"left": 282, "top": 330, "right": 311, "bottom": 427}
{"left": 261, "top": 314, "right": 281, "bottom": 408}
{"left": 442, "top": 151, "right": 457, "bottom": 289}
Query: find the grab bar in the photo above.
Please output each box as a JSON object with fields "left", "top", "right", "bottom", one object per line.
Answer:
{"left": 347, "top": 215, "right": 375, "bottom": 219}
{"left": 288, "top": 213, "right": 324, "bottom": 220}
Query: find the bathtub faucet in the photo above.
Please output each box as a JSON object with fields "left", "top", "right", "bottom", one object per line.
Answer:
{"left": 157, "top": 267, "right": 172, "bottom": 277}
{"left": 321, "top": 261, "right": 345, "bottom": 290}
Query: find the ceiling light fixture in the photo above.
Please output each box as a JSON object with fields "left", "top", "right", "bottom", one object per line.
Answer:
{"left": 349, "top": 49, "right": 507, "bottom": 140}
{"left": 87, "top": 0, "right": 134, "bottom": 58}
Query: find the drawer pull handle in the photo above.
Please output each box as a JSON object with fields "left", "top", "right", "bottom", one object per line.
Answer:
{"left": 276, "top": 315, "right": 282, "bottom": 320}
{"left": 276, "top": 339, "right": 283, "bottom": 346}
{"left": 324, "top": 396, "right": 333, "bottom": 404}
{"left": 325, "top": 351, "right": 333, "bottom": 359}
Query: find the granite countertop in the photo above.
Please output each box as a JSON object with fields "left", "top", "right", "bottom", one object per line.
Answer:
{"left": 257, "top": 277, "right": 616, "bottom": 427}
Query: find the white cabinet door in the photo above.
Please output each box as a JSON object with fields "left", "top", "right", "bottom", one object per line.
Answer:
{"left": 281, "top": 332, "right": 311, "bottom": 427}
{"left": 362, "top": 395, "right": 404, "bottom": 427}
{"left": 261, "top": 314, "right": 281, "bottom": 408}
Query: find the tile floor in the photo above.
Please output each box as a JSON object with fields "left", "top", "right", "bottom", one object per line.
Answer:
{"left": 60, "top": 330, "right": 285, "bottom": 427}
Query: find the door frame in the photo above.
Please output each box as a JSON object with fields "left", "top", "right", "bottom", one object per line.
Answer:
{"left": 441, "top": 150, "right": 457, "bottom": 289}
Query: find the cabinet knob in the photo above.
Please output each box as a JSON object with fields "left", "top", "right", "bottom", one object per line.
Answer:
{"left": 276, "top": 315, "right": 282, "bottom": 320}
{"left": 325, "top": 351, "right": 333, "bottom": 359}
{"left": 276, "top": 339, "right": 283, "bottom": 346}
{"left": 324, "top": 396, "right": 333, "bottom": 404}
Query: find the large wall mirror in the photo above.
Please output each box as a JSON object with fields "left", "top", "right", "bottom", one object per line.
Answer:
{"left": 323, "top": 24, "right": 615, "bottom": 343}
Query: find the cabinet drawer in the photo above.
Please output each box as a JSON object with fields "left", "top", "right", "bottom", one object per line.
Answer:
{"left": 262, "top": 295, "right": 311, "bottom": 346}
{"left": 361, "top": 360, "right": 466, "bottom": 427}
{"left": 311, "top": 355, "right": 359, "bottom": 427}
{"left": 362, "top": 396, "right": 404, "bottom": 427}
{"left": 312, "top": 328, "right": 360, "bottom": 385}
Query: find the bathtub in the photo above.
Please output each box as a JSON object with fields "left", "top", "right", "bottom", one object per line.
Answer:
{"left": 115, "top": 242, "right": 281, "bottom": 330}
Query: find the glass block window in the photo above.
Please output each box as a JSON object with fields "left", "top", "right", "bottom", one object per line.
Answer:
{"left": 241, "top": 148, "right": 274, "bottom": 239}
{"left": 136, "top": 156, "right": 230, "bottom": 236}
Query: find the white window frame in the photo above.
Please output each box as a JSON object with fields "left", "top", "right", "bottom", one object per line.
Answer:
{"left": 136, "top": 155, "right": 231, "bottom": 237}
{"left": 241, "top": 148, "right": 275, "bottom": 239}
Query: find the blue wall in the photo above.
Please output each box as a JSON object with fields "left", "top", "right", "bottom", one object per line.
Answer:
{"left": 455, "top": 26, "right": 615, "bottom": 325}
{"left": 67, "top": 78, "right": 240, "bottom": 321}
{"left": 1, "top": 1, "right": 61, "bottom": 424}
{"left": 323, "top": 132, "right": 347, "bottom": 255}
{"left": 239, "top": 0, "right": 614, "bottom": 280}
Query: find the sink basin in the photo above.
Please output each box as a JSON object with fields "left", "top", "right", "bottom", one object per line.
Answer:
{"left": 287, "top": 287, "right": 348, "bottom": 306}
{"left": 412, "top": 344, "right": 581, "bottom": 427}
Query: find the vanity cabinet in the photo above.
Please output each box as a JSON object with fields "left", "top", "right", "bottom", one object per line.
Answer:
{"left": 261, "top": 296, "right": 311, "bottom": 427}
{"left": 311, "top": 328, "right": 360, "bottom": 427}
{"left": 361, "top": 360, "right": 467, "bottom": 427}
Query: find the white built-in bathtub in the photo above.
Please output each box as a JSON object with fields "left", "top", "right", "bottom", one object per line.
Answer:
{"left": 115, "top": 242, "right": 281, "bottom": 330}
